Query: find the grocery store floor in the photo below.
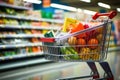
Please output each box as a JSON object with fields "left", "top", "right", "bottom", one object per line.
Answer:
{"left": 0, "top": 50, "right": 120, "bottom": 80}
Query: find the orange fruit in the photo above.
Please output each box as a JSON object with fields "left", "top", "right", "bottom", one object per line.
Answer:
{"left": 77, "top": 38, "right": 86, "bottom": 45}
{"left": 96, "top": 27, "right": 103, "bottom": 33}
{"left": 88, "top": 38, "right": 98, "bottom": 49}
{"left": 96, "top": 34, "right": 103, "bottom": 42}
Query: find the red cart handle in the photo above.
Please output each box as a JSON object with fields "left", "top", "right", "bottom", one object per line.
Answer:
{"left": 92, "top": 11, "right": 117, "bottom": 20}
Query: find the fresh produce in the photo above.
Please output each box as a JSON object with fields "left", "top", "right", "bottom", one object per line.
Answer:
{"left": 32, "top": 47, "right": 41, "bottom": 52}
{"left": 0, "top": 19, "right": 4, "bottom": 24}
{"left": 7, "top": 0, "right": 14, "bottom": 4}
{"left": 90, "top": 53, "right": 100, "bottom": 60}
{"left": 31, "top": 22, "right": 41, "bottom": 26}
{"left": 77, "top": 38, "right": 86, "bottom": 45}
{"left": 42, "top": 30, "right": 49, "bottom": 34}
{"left": 79, "top": 48, "right": 91, "bottom": 60}
{"left": 41, "top": 22, "right": 50, "bottom": 27}
{"left": 96, "top": 34, "right": 103, "bottom": 42}
{"left": 68, "top": 36, "right": 77, "bottom": 45}
{"left": 61, "top": 47, "right": 79, "bottom": 60}
{"left": 91, "top": 48, "right": 100, "bottom": 60}
{"left": 24, "top": 30, "right": 32, "bottom": 34}
{"left": 96, "top": 27, "right": 103, "bottom": 33}
{"left": 5, "top": 8, "right": 16, "bottom": 15}
{"left": 71, "top": 22, "right": 86, "bottom": 38}
{"left": 26, "top": 47, "right": 32, "bottom": 53}
{"left": 31, "top": 30, "right": 42, "bottom": 34}
{"left": 3, "top": 19, "right": 10, "bottom": 24}
{"left": 88, "top": 38, "right": 98, "bottom": 49}
{"left": 71, "top": 22, "right": 84, "bottom": 33}
{"left": 31, "top": 38, "right": 39, "bottom": 43}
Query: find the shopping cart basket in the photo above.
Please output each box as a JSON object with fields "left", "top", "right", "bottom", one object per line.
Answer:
{"left": 40, "top": 11, "right": 117, "bottom": 80}
{"left": 41, "top": 11, "right": 117, "bottom": 62}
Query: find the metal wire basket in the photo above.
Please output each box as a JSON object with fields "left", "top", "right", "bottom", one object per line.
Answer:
{"left": 40, "top": 11, "right": 117, "bottom": 62}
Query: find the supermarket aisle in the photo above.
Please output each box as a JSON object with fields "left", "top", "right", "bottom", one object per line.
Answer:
{"left": 115, "top": 52, "right": 120, "bottom": 80}
{"left": 0, "top": 62, "right": 92, "bottom": 80}
{"left": 0, "top": 51, "right": 119, "bottom": 80}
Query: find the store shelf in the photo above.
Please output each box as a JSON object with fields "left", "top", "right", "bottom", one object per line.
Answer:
{"left": 0, "top": 42, "right": 42, "bottom": 49}
{"left": 108, "top": 46, "right": 120, "bottom": 52}
{"left": 0, "top": 14, "right": 64, "bottom": 23}
{"left": 0, "top": 58, "right": 51, "bottom": 70}
{"left": 0, "top": 52, "right": 43, "bottom": 61}
{"left": 0, "top": 24, "right": 61, "bottom": 30}
{"left": 0, "top": 34, "right": 44, "bottom": 38}
{"left": 0, "top": 3, "right": 32, "bottom": 10}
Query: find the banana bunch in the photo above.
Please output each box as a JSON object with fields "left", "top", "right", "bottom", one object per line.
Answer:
{"left": 60, "top": 47, "right": 79, "bottom": 60}
{"left": 79, "top": 48, "right": 91, "bottom": 60}
{"left": 91, "top": 49, "right": 100, "bottom": 60}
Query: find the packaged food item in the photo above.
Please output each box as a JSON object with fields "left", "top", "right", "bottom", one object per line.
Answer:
{"left": 41, "top": 22, "right": 50, "bottom": 27}
{"left": 0, "top": 19, "right": 4, "bottom": 24}
{"left": 31, "top": 22, "right": 41, "bottom": 26}
{"left": 24, "top": 30, "right": 32, "bottom": 34}
{"left": 31, "top": 38, "right": 39, "bottom": 43}
{"left": 44, "top": 30, "right": 55, "bottom": 37}
{"left": 62, "top": 18, "right": 79, "bottom": 32}
{"left": 32, "top": 47, "right": 41, "bottom": 53}
{"left": 7, "top": 0, "right": 14, "bottom": 5}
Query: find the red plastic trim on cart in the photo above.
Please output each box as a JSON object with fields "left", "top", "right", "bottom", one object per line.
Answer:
{"left": 92, "top": 11, "right": 117, "bottom": 20}
{"left": 40, "top": 37, "right": 55, "bottom": 43}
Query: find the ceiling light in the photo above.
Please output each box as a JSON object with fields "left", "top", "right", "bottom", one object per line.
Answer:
{"left": 83, "top": 9, "right": 96, "bottom": 15}
{"left": 98, "top": 2, "right": 111, "bottom": 9}
{"left": 117, "top": 8, "right": 120, "bottom": 12}
{"left": 80, "top": 0, "right": 91, "bottom": 3}
{"left": 50, "top": 3, "right": 77, "bottom": 12}
{"left": 23, "top": 0, "right": 42, "bottom": 4}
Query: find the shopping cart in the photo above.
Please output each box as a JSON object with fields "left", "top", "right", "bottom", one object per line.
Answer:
{"left": 40, "top": 11, "right": 117, "bottom": 80}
